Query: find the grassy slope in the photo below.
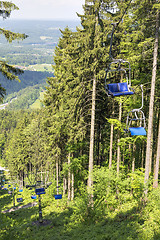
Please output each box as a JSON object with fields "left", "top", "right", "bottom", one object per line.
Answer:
{"left": 1, "top": 185, "right": 160, "bottom": 240}
{"left": 27, "top": 64, "right": 53, "bottom": 72}
{"left": 30, "top": 92, "right": 44, "bottom": 109}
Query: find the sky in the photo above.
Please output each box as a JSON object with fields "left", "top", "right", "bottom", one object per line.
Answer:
{"left": 9, "top": 0, "right": 85, "bottom": 20}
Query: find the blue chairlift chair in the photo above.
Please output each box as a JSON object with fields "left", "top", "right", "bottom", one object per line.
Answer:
{"left": 35, "top": 188, "right": 45, "bottom": 195}
{"left": 54, "top": 194, "right": 62, "bottom": 200}
{"left": 105, "top": 59, "right": 135, "bottom": 97}
{"left": 17, "top": 197, "right": 23, "bottom": 203}
{"left": 16, "top": 186, "right": 23, "bottom": 202}
{"left": 54, "top": 185, "right": 62, "bottom": 200}
{"left": 125, "top": 85, "right": 147, "bottom": 136}
{"left": 31, "top": 195, "right": 37, "bottom": 200}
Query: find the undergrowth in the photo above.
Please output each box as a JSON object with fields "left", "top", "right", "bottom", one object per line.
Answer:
{"left": 0, "top": 168, "right": 160, "bottom": 240}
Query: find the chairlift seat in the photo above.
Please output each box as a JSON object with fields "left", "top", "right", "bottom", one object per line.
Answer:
{"left": 129, "top": 127, "right": 146, "bottom": 136}
{"left": 17, "top": 197, "right": 23, "bottom": 202}
{"left": 35, "top": 188, "right": 45, "bottom": 195}
{"left": 54, "top": 194, "right": 62, "bottom": 200}
{"left": 31, "top": 195, "right": 37, "bottom": 199}
{"left": 19, "top": 189, "right": 23, "bottom": 192}
{"left": 105, "top": 82, "right": 134, "bottom": 97}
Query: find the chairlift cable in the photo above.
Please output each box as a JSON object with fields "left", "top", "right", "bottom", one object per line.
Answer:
{"left": 121, "top": 63, "right": 158, "bottom": 106}
{"left": 109, "top": 0, "right": 133, "bottom": 59}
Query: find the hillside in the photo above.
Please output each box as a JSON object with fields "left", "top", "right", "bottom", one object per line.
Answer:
{"left": 1, "top": 71, "right": 52, "bottom": 96}
{"left": 0, "top": 20, "right": 78, "bottom": 109}
{"left": 3, "top": 84, "right": 45, "bottom": 110}
{"left": 0, "top": 19, "right": 79, "bottom": 67}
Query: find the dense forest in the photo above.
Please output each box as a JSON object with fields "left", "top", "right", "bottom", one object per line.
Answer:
{"left": 0, "top": 0, "right": 160, "bottom": 239}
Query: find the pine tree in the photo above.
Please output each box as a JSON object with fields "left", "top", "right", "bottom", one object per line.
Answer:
{"left": 0, "top": 1, "right": 27, "bottom": 100}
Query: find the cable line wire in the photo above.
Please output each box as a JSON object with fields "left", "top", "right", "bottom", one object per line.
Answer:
{"left": 109, "top": 0, "right": 132, "bottom": 59}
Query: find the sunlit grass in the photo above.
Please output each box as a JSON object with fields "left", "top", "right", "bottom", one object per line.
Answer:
{"left": 1, "top": 184, "right": 160, "bottom": 240}
{"left": 28, "top": 64, "right": 53, "bottom": 72}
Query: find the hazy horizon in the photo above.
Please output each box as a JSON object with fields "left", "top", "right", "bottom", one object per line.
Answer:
{"left": 8, "top": 0, "right": 85, "bottom": 21}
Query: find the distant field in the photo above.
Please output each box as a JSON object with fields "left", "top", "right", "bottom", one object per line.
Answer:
{"left": 0, "top": 19, "right": 78, "bottom": 67}
{"left": 30, "top": 92, "right": 44, "bottom": 109}
{"left": 30, "top": 98, "right": 41, "bottom": 109}
{"left": 27, "top": 64, "right": 53, "bottom": 72}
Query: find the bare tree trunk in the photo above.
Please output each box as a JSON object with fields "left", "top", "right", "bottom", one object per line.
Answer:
{"left": 109, "top": 123, "right": 114, "bottom": 169}
{"left": 41, "top": 170, "right": 43, "bottom": 183}
{"left": 88, "top": 13, "right": 98, "bottom": 203}
{"left": 88, "top": 75, "right": 96, "bottom": 196}
{"left": 117, "top": 101, "right": 122, "bottom": 174}
{"left": 141, "top": 142, "right": 144, "bottom": 168}
{"left": 132, "top": 144, "right": 136, "bottom": 172}
{"left": 153, "top": 118, "right": 160, "bottom": 188}
{"left": 149, "top": 133, "right": 153, "bottom": 173}
{"left": 56, "top": 158, "right": 59, "bottom": 195}
{"left": 144, "top": 11, "right": 159, "bottom": 194}
{"left": 71, "top": 173, "right": 74, "bottom": 200}
{"left": 63, "top": 177, "right": 67, "bottom": 196}
{"left": 45, "top": 170, "right": 47, "bottom": 186}
{"left": 68, "top": 153, "right": 71, "bottom": 201}
{"left": 117, "top": 72, "right": 123, "bottom": 174}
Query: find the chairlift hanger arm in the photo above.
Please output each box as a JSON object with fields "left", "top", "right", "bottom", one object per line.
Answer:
{"left": 109, "top": 23, "right": 117, "bottom": 60}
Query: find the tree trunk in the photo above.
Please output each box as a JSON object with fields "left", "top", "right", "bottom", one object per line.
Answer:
{"left": 71, "top": 173, "right": 74, "bottom": 200}
{"left": 144, "top": 10, "right": 159, "bottom": 193}
{"left": 141, "top": 142, "right": 144, "bottom": 168}
{"left": 109, "top": 123, "right": 114, "bottom": 169}
{"left": 117, "top": 101, "right": 122, "bottom": 175}
{"left": 97, "top": 124, "right": 102, "bottom": 165}
{"left": 88, "top": 75, "right": 96, "bottom": 196}
{"left": 128, "top": 143, "right": 132, "bottom": 171}
{"left": 153, "top": 118, "right": 160, "bottom": 188}
{"left": 132, "top": 144, "right": 136, "bottom": 172}
{"left": 68, "top": 153, "right": 71, "bottom": 201}
{"left": 63, "top": 177, "right": 67, "bottom": 196}
{"left": 117, "top": 72, "right": 123, "bottom": 174}
{"left": 56, "top": 158, "right": 59, "bottom": 194}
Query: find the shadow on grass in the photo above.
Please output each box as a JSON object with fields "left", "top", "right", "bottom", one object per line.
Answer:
{"left": 153, "top": 233, "right": 160, "bottom": 240}
{"left": 0, "top": 191, "right": 13, "bottom": 211}
{"left": 0, "top": 204, "right": 38, "bottom": 240}
{"left": 0, "top": 200, "right": 158, "bottom": 240}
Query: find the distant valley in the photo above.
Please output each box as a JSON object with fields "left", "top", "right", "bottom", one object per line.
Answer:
{"left": 0, "top": 19, "right": 79, "bottom": 109}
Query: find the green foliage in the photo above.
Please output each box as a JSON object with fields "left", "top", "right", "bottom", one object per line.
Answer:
{"left": 0, "top": 1, "right": 18, "bottom": 19}
{"left": 107, "top": 118, "right": 125, "bottom": 132}
{"left": 69, "top": 184, "right": 95, "bottom": 224}
{"left": 128, "top": 169, "right": 145, "bottom": 199}
{"left": 1, "top": 173, "right": 160, "bottom": 240}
